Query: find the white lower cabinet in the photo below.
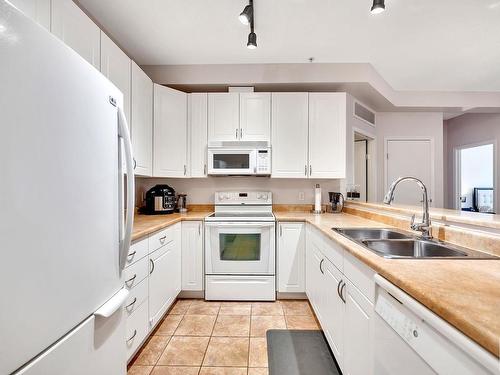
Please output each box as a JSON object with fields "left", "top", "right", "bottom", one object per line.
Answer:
{"left": 277, "top": 222, "right": 305, "bottom": 293}
{"left": 181, "top": 221, "right": 204, "bottom": 291}
{"left": 305, "top": 224, "right": 374, "bottom": 375}
{"left": 148, "top": 224, "right": 181, "bottom": 328}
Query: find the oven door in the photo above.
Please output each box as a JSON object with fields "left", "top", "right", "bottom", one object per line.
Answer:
{"left": 207, "top": 149, "right": 256, "bottom": 175}
{"left": 205, "top": 222, "right": 275, "bottom": 274}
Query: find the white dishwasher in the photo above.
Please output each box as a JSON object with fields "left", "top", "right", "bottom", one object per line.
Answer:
{"left": 374, "top": 275, "right": 499, "bottom": 375}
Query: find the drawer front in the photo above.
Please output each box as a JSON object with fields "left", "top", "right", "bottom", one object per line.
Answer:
{"left": 343, "top": 251, "right": 375, "bottom": 302}
{"left": 126, "top": 300, "right": 149, "bottom": 362}
{"left": 124, "top": 255, "right": 149, "bottom": 290}
{"left": 149, "top": 226, "right": 174, "bottom": 253}
{"left": 126, "top": 238, "right": 149, "bottom": 267}
{"left": 124, "top": 278, "right": 148, "bottom": 317}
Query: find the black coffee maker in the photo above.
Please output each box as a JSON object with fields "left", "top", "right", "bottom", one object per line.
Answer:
{"left": 144, "top": 184, "right": 176, "bottom": 214}
{"left": 328, "top": 192, "right": 344, "bottom": 213}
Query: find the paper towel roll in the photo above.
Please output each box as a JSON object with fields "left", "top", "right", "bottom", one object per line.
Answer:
{"left": 314, "top": 184, "right": 322, "bottom": 213}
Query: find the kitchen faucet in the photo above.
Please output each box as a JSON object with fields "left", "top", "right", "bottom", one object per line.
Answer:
{"left": 383, "top": 177, "right": 433, "bottom": 239}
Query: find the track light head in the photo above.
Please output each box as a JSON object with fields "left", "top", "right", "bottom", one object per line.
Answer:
{"left": 371, "top": 0, "right": 385, "bottom": 14}
{"left": 247, "top": 32, "right": 257, "bottom": 49}
{"left": 239, "top": 4, "right": 253, "bottom": 25}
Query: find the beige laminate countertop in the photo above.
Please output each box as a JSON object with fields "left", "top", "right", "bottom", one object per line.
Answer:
{"left": 275, "top": 211, "right": 500, "bottom": 358}
{"left": 132, "top": 211, "right": 212, "bottom": 241}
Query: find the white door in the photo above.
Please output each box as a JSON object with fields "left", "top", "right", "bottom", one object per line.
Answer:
{"left": 271, "top": 93, "right": 309, "bottom": 178}
{"left": 153, "top": 84, "right": 187, "bottom": 177}
{"left": 100, "top": 32, "right": 131, "bottom": 126}
{"left": 344, "top": 280, "right": 373, "bottom": 375}
{"left": 239, "top": 92, "right": 271, "bottom": 141}
{"left": 208, "top": 93, "right": 240, "bottom": 141}
{"left": 131, "top": 62, "right": 153, "bottom": 176}
{"left": 386, "top": 139, "right": 433, "bottom": 206}
{"left": 277, "top": 223, "right": 305, "bottom": 293}
{"left": 51, "top": 0, "right": 101, "bottom": 69}
{"left": 0, "top": 11, "right": 124, "bottom": 373}
{"left": 149, "top": 242, "right": 177, "bottom": 327}
{"left": 188, "top": 93, "right": 208, "bottom": 177}
{"left": 182, "top": 221, "right": 204, "bottom": 291}
{"left": 308, "top": 93, "right": 347, "bottom": 179}
{"left": 8, "top": 0, "right": 50, "bottom": 29}
{"left": 321, "top": 259, "right": 345, "bottom": 370}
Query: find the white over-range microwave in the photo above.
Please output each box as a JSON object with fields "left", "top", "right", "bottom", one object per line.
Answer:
{"left": 207, "top": 141, "right": 271, "bottom": 176}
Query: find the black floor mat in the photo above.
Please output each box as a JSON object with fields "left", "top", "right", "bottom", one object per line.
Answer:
{"left": 267, "top": 330, "right": 341, "bottom": 375}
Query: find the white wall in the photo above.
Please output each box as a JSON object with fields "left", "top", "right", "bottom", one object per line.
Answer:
{"left": 135, "top": 177, "right": 341, "bottom": 207}
{"left": 375, "top": 112, "right": 444, "bottom": 207}
{"left": 444, "top": 113, "right": 500, "bottom": 211}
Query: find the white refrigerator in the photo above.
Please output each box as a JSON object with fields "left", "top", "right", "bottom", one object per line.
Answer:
{"left": 0, "top": 2, "right": 134, "bottom": 374}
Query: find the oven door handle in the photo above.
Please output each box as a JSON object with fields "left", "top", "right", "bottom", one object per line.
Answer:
{"left": 205, "top": 222, "right": 275, "bottom": 228}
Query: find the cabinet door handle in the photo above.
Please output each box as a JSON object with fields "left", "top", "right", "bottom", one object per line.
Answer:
{"left": 133, "top": 158, "right": 137, "bottom": 170}
{"left": 305, "top": 165, "right": 307, "bottom": 176}
{"left": 339, "top": 281, "right": 346, "bottom": 303}
{"left": 310, "top": 165, "right": 312, "bottom": 175}
{"left": 127, "top": 329, "right": 137, "bottom": 342}
{"left": 319, "top": 259, "right": 324, "bottom": 274}
{"left": 125, "top": 297, "right": 137, "bottom": 309}
{"left": 149, "top": 259, "right": 155, "bottom": 274}
{"left": 159, "top": 235, "right": 167, "bottom": 244}
{"left": 337, "top": 279, "right": 342, "bottom": 300}
{"left": 184, "top": 165, "right": 187, "bottom": 176}
{"left": 280, "top": 225, "right": 283, "bottom": 237}
{"left": 204, "top": 164, "right": 207, "bottom": 175}
{"left": 240, "top": 128, "right": 243, "bottom": 139}
{"left": 127, "top": 251, "right": 137, "bottom": 258}
{"left": 125, "top": 274, "right": 137, "bottom": 285}
{"left": 198, "top": 223, "right": 201, "bottom": 235}
{"left": 235, "top": 128, "right": 238, "bottom": 139}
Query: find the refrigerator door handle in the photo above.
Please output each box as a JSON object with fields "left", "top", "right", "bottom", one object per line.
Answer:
{"left": 117, "top": 106, "right": 135, "bottom": 271}
{"left": 94, "top": 288, "right": 129, "bottom": 318}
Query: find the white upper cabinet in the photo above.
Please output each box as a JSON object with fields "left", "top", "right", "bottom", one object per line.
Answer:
{"left": 8, "top": 0, "right": 50, "bottom": 29}
{"left": 308, "top": 93, "right": 346, "bottom": 179}
{"left": 100, "top": 32, "right": 131, "bottom": 125}
{"left": 188, "top": 93, "right": 208, "bottom": 177}
{"left": 208, "top": 93, "right": 239, "bottom": 141}
{"left": 51, "top": 0, "right": 100, "bottom": 69}
{"left": 271, "top": 93, "right": 309, "bottom": 178}
{"left": 277, "top": 222, "right": 305, "bottom": 293}
{"left": 153, "top": 84, "right": 187, "bottom": 177}
{"left": 131, "top": 62, "right": 153, "bottom": 176}
{"left": 239, "top": 93, "right": 271, "bottom": 141}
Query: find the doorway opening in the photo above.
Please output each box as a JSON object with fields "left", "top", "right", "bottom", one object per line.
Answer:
{"left": 455, "top": 142, "right": 496, "bottom": 213}
{"left": 353, "top": 132, "right": 375, "bottom": 202}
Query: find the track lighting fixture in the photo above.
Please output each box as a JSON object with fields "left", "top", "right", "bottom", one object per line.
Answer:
{"left": 371, "top": 0, "right": 385, "bottom": 14}
{"left": 239, "top": 0, "right": 257, "bottom": 49}
{"left": 239, "top": 4, "right": 253, "bottom": 25}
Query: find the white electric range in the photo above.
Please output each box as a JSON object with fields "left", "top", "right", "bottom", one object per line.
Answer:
{"left": 205, "top": 191, "right": 276, "bottom": 301}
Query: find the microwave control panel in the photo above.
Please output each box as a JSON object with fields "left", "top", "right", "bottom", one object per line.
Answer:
{"left": 256, "top": 149, "right": 271, "bottom": 174}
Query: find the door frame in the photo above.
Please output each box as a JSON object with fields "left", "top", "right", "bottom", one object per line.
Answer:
{"left": 453, "top": 139, "right": 497, "bottom": 212}
{"left": 352, "top": 126, "right": 377, "bottom": 202}
{"left": 384, "top": 137, "right": 435, "bottom": 204}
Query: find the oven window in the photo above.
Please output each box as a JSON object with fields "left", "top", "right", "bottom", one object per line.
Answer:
{"left": 219, "top": 233, "right": 261, "bottom": 261}
{"left": 213, "top": 154, "right": 250, "bottom": 169}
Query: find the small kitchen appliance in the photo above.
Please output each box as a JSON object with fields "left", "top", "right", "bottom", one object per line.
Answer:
{"left": 207, "top": 141, "right": 271, "bottom": 176}
{"left": 176, "top": 193, "right": 188, "bottom": 213}
{"left": 205, "top": 191, "right": 276, "bottom": 301}
{"left": 328, "top": 192, "right": 344, "bottom": 213}
{"left": 145, "top": 184, "right": 176, "bottom": 214}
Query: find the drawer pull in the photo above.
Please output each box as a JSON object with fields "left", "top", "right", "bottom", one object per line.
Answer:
{"left": 125, "top": 297, "right": 137, "bottom": 309}
{"left": 150, "top": 259, "right": 155, "bottom": 274}
{"left": 339, "top": 281, "right": 346, "bottom": 304}
{"left": 319, "top": 259, "right": 324, "bottom": 274}
{"left": 127, "top": 329, "right": 137, "bottom": 342}
{"left": 125, "top": 274, "right": 137, "bottom": 285}
{"left": 127, "top": 251, "right": 137, "bottom": 258}
{"left": 159, "top": 235, "right": 167, "bottom": 244}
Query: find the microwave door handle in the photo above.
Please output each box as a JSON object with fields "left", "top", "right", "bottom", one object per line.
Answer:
{"left": 117, "top": 106, "right": 135, "bottom": 271}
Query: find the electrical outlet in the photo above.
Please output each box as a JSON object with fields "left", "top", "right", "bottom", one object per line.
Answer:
{"left": 298, "top": 191, "right": 305, "bottom": 201}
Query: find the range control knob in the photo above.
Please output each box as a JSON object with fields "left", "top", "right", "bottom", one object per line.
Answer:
{"left": 261, "top": 193, "right": 268, "bottom": 200}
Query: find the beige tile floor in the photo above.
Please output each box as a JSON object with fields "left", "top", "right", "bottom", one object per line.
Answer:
{"left": 128, "top": 299, "right": 320, "bottom": 375}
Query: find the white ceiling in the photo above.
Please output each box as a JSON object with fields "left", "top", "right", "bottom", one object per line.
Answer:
{"left": 78, "top": 0, "right": 500, "bottom": 92}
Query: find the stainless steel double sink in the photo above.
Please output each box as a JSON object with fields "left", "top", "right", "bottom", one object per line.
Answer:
{"left": 333, "top": 228, "right": 498, "bottom": 259}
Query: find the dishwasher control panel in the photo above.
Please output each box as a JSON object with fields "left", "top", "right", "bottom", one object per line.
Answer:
{"left": 375, "top": 290, "right": 420, "bottom": 344}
